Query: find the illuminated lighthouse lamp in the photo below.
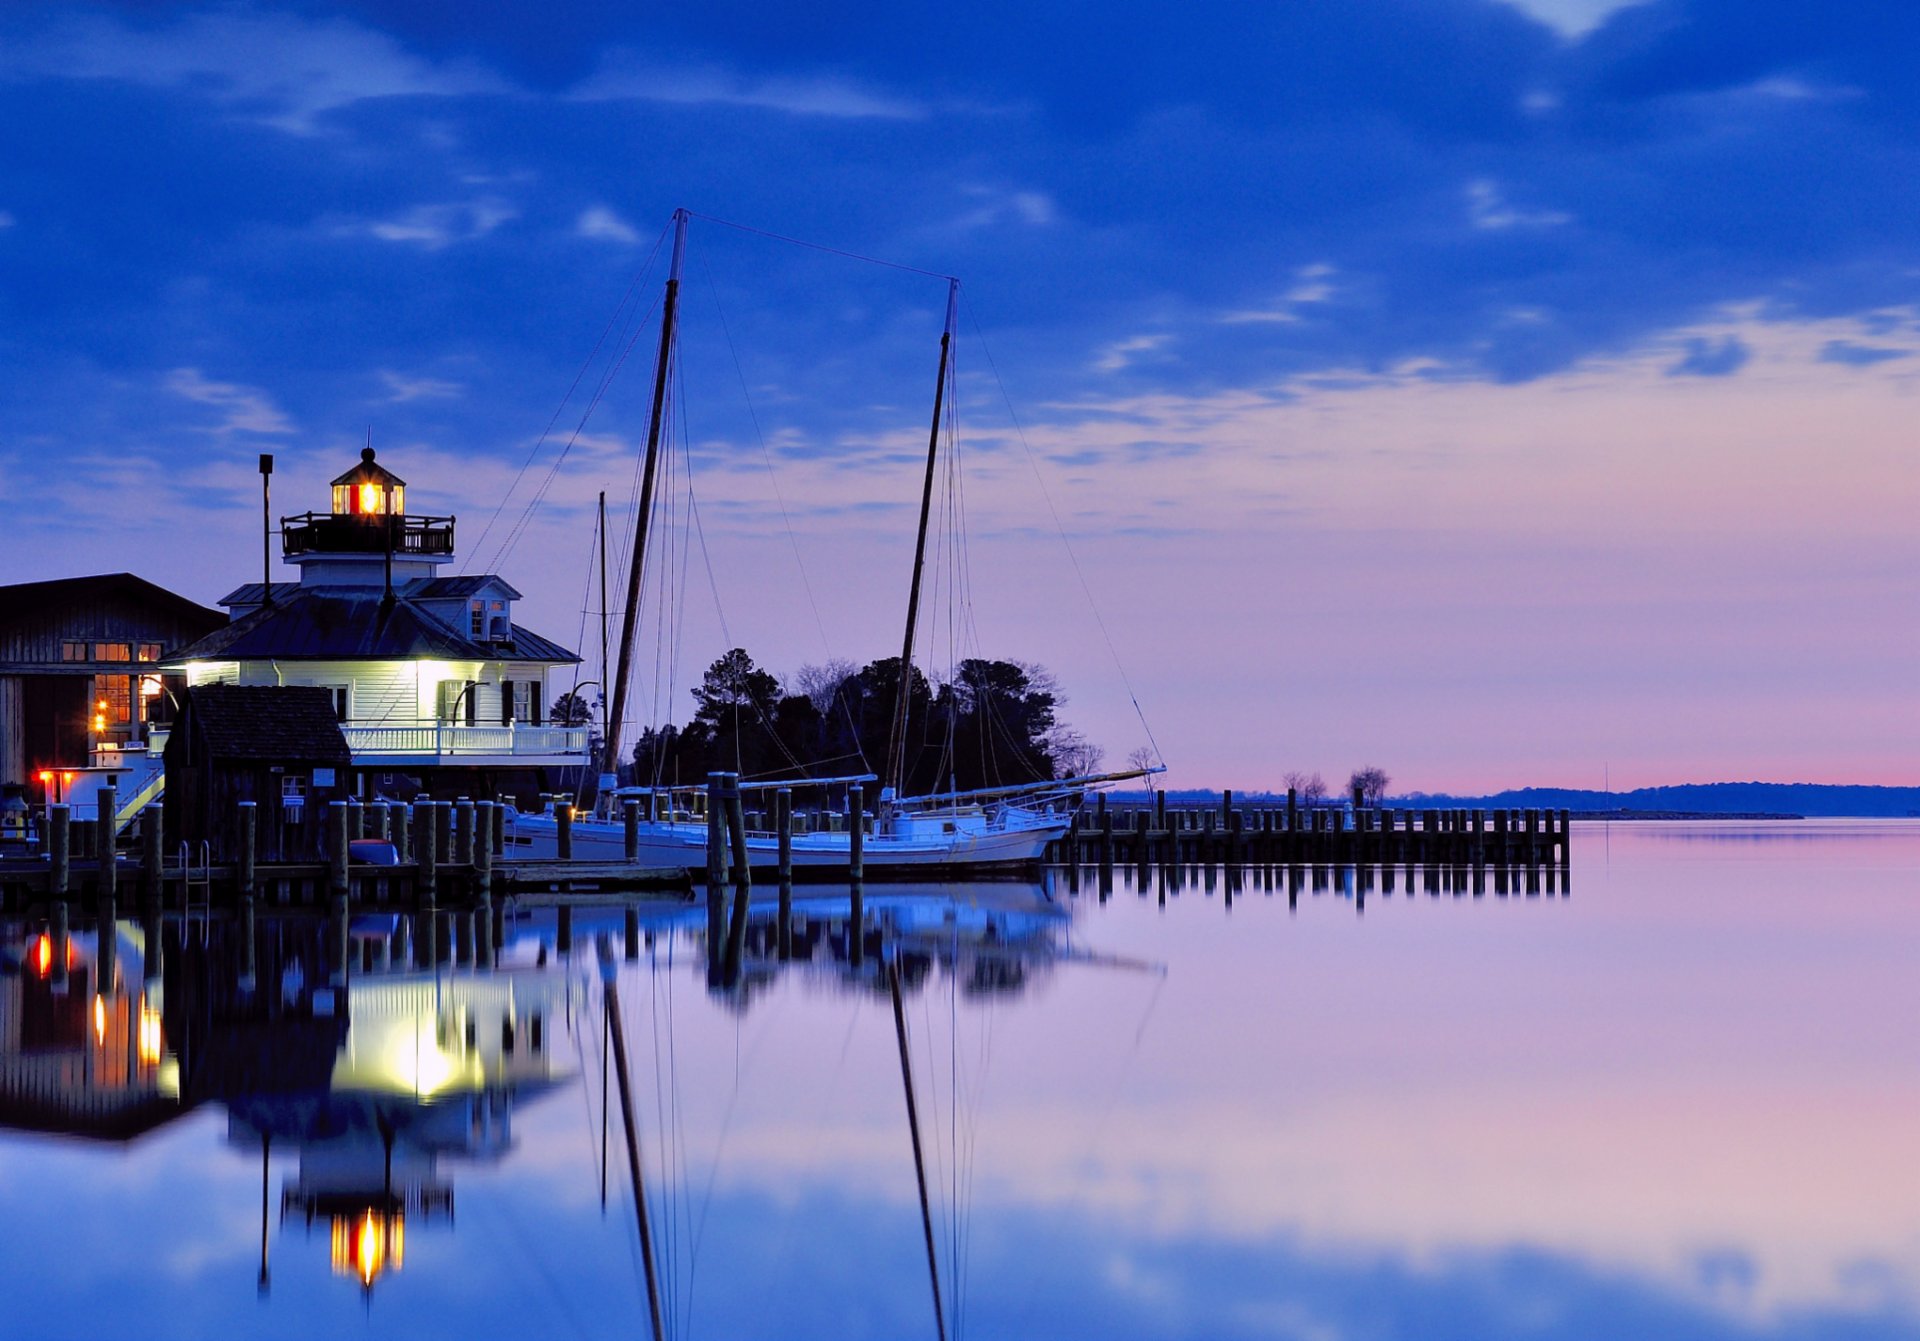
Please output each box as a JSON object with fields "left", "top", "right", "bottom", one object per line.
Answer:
{"left": 329, "top": 447, "right": 406, "bottom": 519}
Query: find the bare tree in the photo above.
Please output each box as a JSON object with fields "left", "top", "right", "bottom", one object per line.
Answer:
{"left": 1349, "top": 766, "right": 1391, "bottom": 806}
{"left": 791, "top": 658, "right": 856, "bottom": 711}
{"left": 1282, "top": 770, "right": 1329, "bottom": 805}
{"left": 1125, "top": 745, "right": 1157, "bottom": 774}
{"left": 1048, "top": 727, "right": 1104, "bottom": 779}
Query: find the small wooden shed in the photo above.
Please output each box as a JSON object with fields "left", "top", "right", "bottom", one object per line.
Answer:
{"left": 164, "top": 685, "right": 353, "bottom": 861}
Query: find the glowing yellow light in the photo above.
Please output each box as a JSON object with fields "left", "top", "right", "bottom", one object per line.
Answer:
{"left": 34, "top": 935, "right": 51, "bottom": 977}
{"left": 330, "top": 1210, "right": 402, "bottom": 1287}
{"left": 93, "top": 715, "right": 106, "bottom": 733}
{"left": 358, "top": 482, "right": 381, "bottom": 515}
{"left": 139, "top": 677, "right": 161, "bottom": 699}
{"left": 37, "top": 770, "right": 51, "bottom": 783}
{"left": 93, "top": 995, "right": 106, "bottom": 1044}
{"left": 137, "top": 1002, "right": 163, "bottom": 1065}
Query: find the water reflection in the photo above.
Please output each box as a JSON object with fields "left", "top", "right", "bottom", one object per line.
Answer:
{"left": 0, "top": 831, "right": 1914, "bottom": 1341}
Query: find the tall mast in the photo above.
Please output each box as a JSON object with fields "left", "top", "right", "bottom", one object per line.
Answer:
{"left": 883, "top": 278, "right": 960, "bottom": 802}
{"left": 598, "top": 490, "right": 610, "bottom": 755}
{"left": 604, "top": 208, "right": 689, "bottom": 781}
{"left": 890, "top": 960, "right": 949, "bottom": 1341}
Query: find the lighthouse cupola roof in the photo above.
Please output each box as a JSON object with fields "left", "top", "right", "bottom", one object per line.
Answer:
{"left": 330, "top": 446, "right": 406, "bottom": 518}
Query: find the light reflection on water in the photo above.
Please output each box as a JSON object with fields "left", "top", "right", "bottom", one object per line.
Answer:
{"left": 0, "top": 822, "right": 1915, "bottom": 1340}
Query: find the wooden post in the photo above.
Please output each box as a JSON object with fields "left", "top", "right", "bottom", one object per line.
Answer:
{"left": 327, "top": 802, "right": 351, "bottom": 900}
{"left": 96, "top": 785, "right": 117, "bottom": 908}
{"left": 327, "top": 801, "right": 350, "bottom": 988}
{"left": 556, "top": 801, "right": 574, "bottom": 862}
{"left": 346, "top": 798, "right": 364, "bottom": 842}
{"left": 623, "top": 799, "right": 639, "bottom": 862}
{"left": 474, "top": 801, "right": 495, "bottom": 919}
{"left": 848, "top": 784, "right": 865, "bottom": 889}
{"left": 775, "top": 787, "right": 794, "bottom": 959}
{"left": 49, "top": 803, "right": 70, "bottom": 901}
{"left": 1286, "top": 787, "right": 1298, "bottom": 835}
{"left": 142, "top": 805, "right": 165, "bottom": 910}
{"left": 238, "top": 800, "right": 257, "bottom": 900}
{"left": 725, "top": 780, "right": 751, "bottom": 887}
{"left": 705, "top": 772, "right": 726, "bottom": 889}
{"left": 389, "top": 801, "right": 410, "bottom": 864}
{"left": 415, "top": 801, "right": 438, "bottom": 907}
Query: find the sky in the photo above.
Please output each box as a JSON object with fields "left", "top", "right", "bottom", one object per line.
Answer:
{"left": 0, "top": 0, "right": 1914, "bottom": 792}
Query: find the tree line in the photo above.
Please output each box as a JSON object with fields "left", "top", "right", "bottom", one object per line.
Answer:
{"left": 559, "top": 648, "right": 1104, "bottom": 794}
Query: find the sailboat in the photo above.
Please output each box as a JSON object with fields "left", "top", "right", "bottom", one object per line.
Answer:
{"left": 508, "top": 210, "right": 1159, "bottom": 874}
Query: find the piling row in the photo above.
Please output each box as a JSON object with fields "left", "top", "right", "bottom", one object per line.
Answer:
{"left": 1056, "top": 792, "right": 1572, "bottom": 867}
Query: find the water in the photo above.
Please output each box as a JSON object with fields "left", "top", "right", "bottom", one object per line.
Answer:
{"left": 1, "top": 822, "right": 1915, "bottom": 1339}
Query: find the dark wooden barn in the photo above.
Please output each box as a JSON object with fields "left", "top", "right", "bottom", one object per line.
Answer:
{"left": 0, "top": 573, "right": 226, "bottom": 792}
{"left": 163, "top": 684, "right": 353, "bottom": 861}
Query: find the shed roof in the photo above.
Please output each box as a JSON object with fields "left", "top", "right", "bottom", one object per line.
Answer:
{"left": 177, "top": 684, "right": 352, "bottom": 763}
{"left": 0, "top": 573, "right": 225, "bottom": 631}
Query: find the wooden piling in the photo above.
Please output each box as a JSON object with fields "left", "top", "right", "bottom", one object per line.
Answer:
{"left": 848, "top": 784, "right": 865, "bottom": 889}
{"left": 415, "top": 801, "right": 438, "bottom": 906}
{"left": 238, "top": 800, "right": 257, "bottom": 900}
{"left": 96, "top": 786, "right": 117, "bottom": 907}
{"left": 389, "top": 801, "right": 410, "bottom": 864}
{"left": 704, "top": 773, "right": 725, "bottom": 888}
{"left": 556, "top": 802, "right": 573, "bottom": 862}
{"left": 143, "top": 805, "right": 165, "bottom": 909}
{"left": 623, "top": 799, "right": 639, "bottom": 862}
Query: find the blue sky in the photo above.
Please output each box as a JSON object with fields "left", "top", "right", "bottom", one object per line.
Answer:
{"left": 1, "top": 0, "right": 1915, "bottom": 789}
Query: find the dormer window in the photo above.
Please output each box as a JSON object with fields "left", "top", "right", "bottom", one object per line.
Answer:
{"left": 470, "top": 598, "right": 508, "bottom": 641}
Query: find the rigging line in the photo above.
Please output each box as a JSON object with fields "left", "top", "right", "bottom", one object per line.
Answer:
{"left": 464, "top": 221, "right": 671, "bottom": 575}
{"left": 696, "top": 249, "right": 840, "bottom": 661}
{"left": 686, "top": 209, "right": 957, "bottom": 282}
{"left": 962, "top": 299, "right": 1169, "bottom": 769}
{"left": 490, "top": 281, "right": 666, "bottom": 573}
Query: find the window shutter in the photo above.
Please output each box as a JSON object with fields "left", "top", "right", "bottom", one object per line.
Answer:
{"left": 465, "top": 680, "right": 477, "bottom": 726}
{"left": 531, "top": 681, "right": 543, "bottom": 726}
{"left": 501, "top": 681, "right": 515, "bottom": 725}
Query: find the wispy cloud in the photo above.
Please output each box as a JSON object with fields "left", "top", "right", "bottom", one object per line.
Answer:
{"left": 348, "top": 199, "right": 517, "bottom": 250}
{"left": 1466, "top": 179, "right": 1573, "bottom": 231}
{"left": 378, "top": 370, "right": 464, "bottom": 403}
{"left": 576, "top": 206, "right": 642, "bottom": 244}
{"left": 164, "top": 368, "right": 294, "bottom": 435}
{"left": 573, "top": 56, "right": 926, "bottom": 119}
{"left": 1092, "top": 334, "right": 1171, "bottom": 374}
{"left": 5, "top": 11, "right": 510, "bottom": 134}
{"left": 1220, "top": 264, "right": 1338, "bottom": 325}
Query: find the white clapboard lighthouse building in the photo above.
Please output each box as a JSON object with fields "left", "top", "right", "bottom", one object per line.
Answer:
{"left": 164, "top": 447, "right": 586, "bottom": 799}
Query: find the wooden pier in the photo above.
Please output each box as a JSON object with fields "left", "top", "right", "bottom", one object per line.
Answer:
{"left": 0, "top": 785, "right": 1572, "bottom": 919}
{"left": 1050, "top": 791, "right": 1572, "bottom": 869}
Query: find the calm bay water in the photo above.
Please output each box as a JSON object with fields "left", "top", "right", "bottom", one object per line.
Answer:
{"left": 1, "top": 821, "right": 1915, "bottom": 1339}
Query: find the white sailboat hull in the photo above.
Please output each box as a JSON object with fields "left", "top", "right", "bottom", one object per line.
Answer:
{"left": 506, "top": 810, "right": 1066, "bottom": 873}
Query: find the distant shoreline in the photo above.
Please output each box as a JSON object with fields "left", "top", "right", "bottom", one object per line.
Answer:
{"left": 1107, "top": 781, "right": 1920, "bottom": 820}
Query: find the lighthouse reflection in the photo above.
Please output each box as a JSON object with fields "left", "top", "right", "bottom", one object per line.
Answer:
{"left": 0, "top": 881, "right": 1091, "bottom": 1301}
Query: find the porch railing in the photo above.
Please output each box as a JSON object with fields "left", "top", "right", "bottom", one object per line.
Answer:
{"left": 340, "top": 721, "right": 590, "bottom": 758}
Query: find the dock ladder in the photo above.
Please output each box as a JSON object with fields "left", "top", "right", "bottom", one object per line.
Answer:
{"left": 179, "top": 840, "right": 213, "bottom": 933}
